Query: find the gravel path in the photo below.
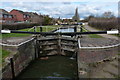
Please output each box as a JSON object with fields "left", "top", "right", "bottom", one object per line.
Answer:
{"left": 84, "top": 23, "right": 119, "bottom": 40}
{"left": 80, "top": 38, "right": 119, "bottom": 47}
{"left": 0, "top": 36, "right": 33, "bottom": 45}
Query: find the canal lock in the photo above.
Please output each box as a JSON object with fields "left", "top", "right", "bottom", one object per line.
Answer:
{"left": 16, "top": 35, "right": 79, "bottom": 79}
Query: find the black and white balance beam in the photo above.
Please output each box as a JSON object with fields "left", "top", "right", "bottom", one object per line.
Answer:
{"left": 0, "top": 30, "right": 119, "bottom": 36}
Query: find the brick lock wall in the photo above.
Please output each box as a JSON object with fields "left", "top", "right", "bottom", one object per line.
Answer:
{"left": 2, "top": 39, "right": 35, "bottom": 79}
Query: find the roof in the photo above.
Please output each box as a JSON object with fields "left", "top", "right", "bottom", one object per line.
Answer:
{"left": 0, "top": 9, "right": 9, "bottom": 14}
{"left": 11, "top": 9, "right": 30, "bottom": 16}
{"left": 25, "top": 12, "right": 38, "bottom": 16}
{"left": 0, "top": 9, "right": 14, "bottom": 16}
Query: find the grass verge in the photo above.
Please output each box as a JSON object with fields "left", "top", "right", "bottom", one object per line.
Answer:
{"left": 0, "top": 25, "right": 60, "bottom": 39}
{"left": 82, "top": 27, "right": 103, "bottom": 38}
{"left": 0, "top": 48, "right": 10, "bottom": 63}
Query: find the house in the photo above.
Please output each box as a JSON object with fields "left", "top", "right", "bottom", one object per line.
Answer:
{"left": 0, "top": 9, "right": 16, "bottom": 24}
{"left": 10, "top": 9, "right": 31, "bottom": 22}
{"left": 26, "top": 12, "right": 44, "bottom": 24}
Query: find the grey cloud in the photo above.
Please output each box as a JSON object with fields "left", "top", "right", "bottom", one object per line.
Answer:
{"left": 2, "top": 1, "right": 117, "bottom": 18}
{"left": 62, "top": 2, "right": 71, "bottom": 4}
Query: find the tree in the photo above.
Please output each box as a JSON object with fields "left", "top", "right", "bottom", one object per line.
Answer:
{"left": 84, "top": 15, "right": 95, "bottom": 21}
{"left": 102, "top": 11, "right": 115, "bottom": 18}
{"left": 43, "top": 15, "right": 53, "bottom": 25}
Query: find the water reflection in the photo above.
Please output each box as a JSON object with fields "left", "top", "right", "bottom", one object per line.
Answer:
{"left": 55, "top": 28, "right": 74, "bottom": 33}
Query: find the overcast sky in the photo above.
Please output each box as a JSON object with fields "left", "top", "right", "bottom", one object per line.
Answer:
{"left": 0, "top": 0, "right": 119, "bottom": 19}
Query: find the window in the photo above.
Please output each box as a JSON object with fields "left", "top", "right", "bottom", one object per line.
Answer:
{"left": 9, "top": 15, "right": 12, "bottom": 18}
{"left": 24, "top": 15, "right": 26, "bottom": 18}
{"left": 0, "top": 14, "right": 2, "bottom": 18}
{"left": 3, "top": 15, "right": 8, "bottom": 18}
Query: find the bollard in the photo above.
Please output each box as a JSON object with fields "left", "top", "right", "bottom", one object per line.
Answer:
{"left": 40, "top": 27, "right": 42, "bottom": 32}
{"left": 34, "top": 26, "right": 36, "bottom": 32}
{"left": 74, "top": 26, "right": 77, "bottom": 32}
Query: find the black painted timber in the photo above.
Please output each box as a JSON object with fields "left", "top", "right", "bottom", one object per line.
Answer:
{"left": 2, "top": 30, "right": 109, "bottom": 35}
{"left": 41, "top": 43, "right": 57, "bottom": 46}
{"left": 61, "top": 43, "right": 77, "bottom": 47}
{"left": 62, "top": 48, "right": 75, "bottom": 52}
{"left": 61, "top": 38, "right": 77, "bottom": 42}
{"left": 37, "top": 37, "right": 77, "bottom": 42}
{"left": 37, "top": 38, "right": 58, "bottom": 41}
{"left": 43, "top": 48, "right": 57, "bottom": 51}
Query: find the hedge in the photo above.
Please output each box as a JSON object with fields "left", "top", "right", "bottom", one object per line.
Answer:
{"left": 1, "top": 23, "right": 40, "bottom": 30}
{"left": 88, "top": 18, "right": 119, "bottom": 30}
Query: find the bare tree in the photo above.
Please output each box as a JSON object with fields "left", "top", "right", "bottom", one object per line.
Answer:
{"left": 102, "top": 11, "right": 115, "bottom": 18}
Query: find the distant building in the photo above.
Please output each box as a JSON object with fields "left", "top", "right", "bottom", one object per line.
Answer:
{"left": 0, "top": 9, "right": 16, "bottom": 24}
{"left": 72, "top": 8, "right": 80, "bottom": 22}
{"left": 63, "top": 18, "right": 72, "bottom": 23}
{"left": 10, "top": 9, "right": 31, "bottom": 22}
{"left": 27, "top": 12, "right": 44, "bottom": 24}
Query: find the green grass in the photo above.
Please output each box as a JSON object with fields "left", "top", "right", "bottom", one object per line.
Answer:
{"left": 82, "top": 27, "right": 103, "bottom": 38}
{"left": 0, "top": 48, "right": 11, "bottom": 63}
{"left": 113, "top": 34, "right": 120, "bottom": 37}
{"left": 89, "top": 25, "right": 120, "bottom": 38}
{"left": 81, "top": 27, "right": 87, "bottom": 32}
{"left": 1, "top": 25, "right": 60, "bottom": 39}
{"left": 89, "top": 34, "right": 103, "bottom": 38}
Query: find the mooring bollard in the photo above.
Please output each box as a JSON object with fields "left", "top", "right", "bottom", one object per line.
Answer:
{"left": 74, "top": 26, "right": 77, "bottom": 32}
{"left": 34, "top": 26, "right": 36, "bottom": 32}
{"left": 40, "top": 26, "right": 43, "bottom": 32}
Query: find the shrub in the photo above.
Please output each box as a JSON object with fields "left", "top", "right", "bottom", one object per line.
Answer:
{"left": 88, "top": 18, "right": 119, "bottom": 30}
{"left": 2, "top": 23, "right": 40, "bottom": 30}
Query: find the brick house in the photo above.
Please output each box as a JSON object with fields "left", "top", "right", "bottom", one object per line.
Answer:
{"left": 0, "top": 9, "right": 16, "bottom": 24}
{"left": 10, "top": 9, "right": 31, "bottom": 22}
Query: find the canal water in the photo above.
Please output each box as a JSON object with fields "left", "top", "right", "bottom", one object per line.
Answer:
{"left": 55, "top": 28, "right": 74, "bottom": 33}
{"left": 16, "top": 56, "right": 78, "bottom": 79}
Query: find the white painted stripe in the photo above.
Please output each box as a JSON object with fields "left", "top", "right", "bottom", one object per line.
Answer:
{"left": 78, "top": 38, "right": 81, "bottom": 48}
{"left": 0, "top": 43, "right": 18, "bottom": 46}
{"left": 17, "top": 38, "right": 34, "bottom": 46}
{"left": 0, "top": 38, "right": 34, "bottom": 47}
{"left": 82, "top": 27, "right": 88, "bottom": 32}
{"left": 28, "top": 27, "right": 35, "bottom": 31}
{"left": 107, "top": 30, "right": 119, "bottom": 34}
{"left": 1, "top": 30, "right": 11, "bottom": 33}
{"left": 80, "top": 43, "right": 120, "bottom": 49}
{"left": 82, "top": 23, "right": 85, "bottom": 26}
